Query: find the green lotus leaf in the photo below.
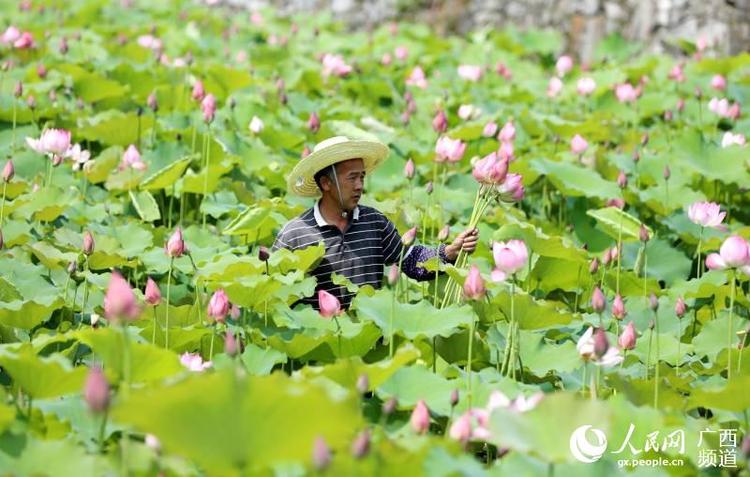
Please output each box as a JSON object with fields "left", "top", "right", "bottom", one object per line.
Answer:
{"left": 0, "top": 346, "right": 86, "bottom": 399}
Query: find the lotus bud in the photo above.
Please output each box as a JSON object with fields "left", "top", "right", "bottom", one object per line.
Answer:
{"left": 307, "top": 111, "right": 320, "bottom": 133}
{"left": 618, "top": 321, "right": 637, "bottom": 350}
{"left": 401, "top": 227, "right": 417, "bottom": 246}
{"left": 84, "top": 366, "right": 110, "bottom": 413}
{"left": 425, "top": 181, "right": 433, "bottom": 195}
{"left": 351, "top": 429, "right": 371, "bottom": 459}
{"left": 675, "top": 297, "right": 686, "bottom": 318}
{"left": 432, "top": 109, "right": 448, "bottom": 133}
{"left": 37, "top": 63, "right": 47, "bottom": 78}
{"left": 648, "top": 319, "right": 655, "bottom": 330}
{"left": 144, "top": 277, "right": 161, "bottom": 306}
{"left": 450, "top": 389, "right": 459, "bottom": 407}
{"left": 147, "top": 91, "right": 158, "bottom": 112}
{"left": 649, "top": 293, "right": 659, "bottom": 312}
{"left": 410, "top": 400, "right": 430, "bottom": 434}
{"left": 67, "top": 259, "right": 77, "bottom": 275}
{"left": 612, "top": 294, "right": 626, "bottom": 320}
{"left": 593, "top": 328, "right": 609, "bottom": 359}
{"left": 404, "top": 159, "right": 415, "bottom": 180}
{"left": 589, "top": 257, "right": 599, "bottom": 274}
{"left": 383, "top": 397, "right": 397, "bottom": 416}
{"left": 230, "top": 304, "right": 241, "bottom": 320}
{"left": 13, "top": 81, "right": 22, "bottom": 98}
{"left": 694, "top": 87, "right": 702, "bottom": 99}
{"left": 26, "top": 95, "right": 35, "bottom": 110}
{"left": 166, "top": 227, "right": 185, "bottom": 257}
{"left": 387, "top": 264, "right": 399, "bottom": 286}
{"left": 663, "top": 110, "right": 673, "bottom": 121}
{"left": 639, "top": 224, "right": 650, "bottom": 242}
{"left": 591, "top": 287, "right": 606, "bottom": 313}
{"left": 449, "top": 413, "right": 472, "bottom": 445}
{"left": 2, "top": 160, "right": 14, "bottom": 183}
{"left": 312, "top": 436, "right": 332, "bottom": 471}
{"left": 617, "top": 170, "right": 628, "bottom": 189}
{"left": 145, "top": 434, "right": 161, "bottom": 453}
{"left": 356, "top": 374, "right": 369, "bottom": 395}
{"left": 463, "top": 265, "right": 486, "bottom": 300}
{"left": 437, "top": 225, "right": 450, "bottom": 242}
{"left": 663, "top": 165, "right": 671, "bottom": 180}
{"left": 207, "top": 289, "right": 230, "bottom": 323}
{"left": 632, "top": 151, "right": 640, "bottom": 163}
{"left": 318, "top": 290, "right": 341, "bottom": 318}
{"left": 59, "top": 37, "right": 68, "bottom": 54}
{"left": 82, "top": 230, "right": 95, "bottom": 256}
{"left": 258, "top": 245, "right": 270, "bottom": 262}
{"left": 676, "top": 98, "right": 685, "bottom": 112}
{"left": 104, "top": 271, "right": 140, "bottom": 321}
{"left": 640, "top": 133, "right": 649, "bottom": 147}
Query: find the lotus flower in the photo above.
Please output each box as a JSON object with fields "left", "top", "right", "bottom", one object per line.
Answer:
{"left": 721, "top": 132, "right": 745, "bottom": 148}
{"left": 405, "top": 66, "right": 428, "bottom": 89}
{"left": 201, "top": 93, "right": 216, "bottom": 123}
{"left": 13, "top": 31, "right": 34, "bottom": 49}
{"left": 321, "top": 53, "right": 352, "bottom": 78}
{"left": 448, "top": 412, "right": 473, "bottom": 445}
{"left": 577, "top": 77, "right": 596, "bottom": 96}
{"left": 180, "top": 352, "right": 212, "bottom": 372}
{"left": 26, "top": 129, "right": 72, "bottom": 158}
{"left": 249, "top": 115, "right": 264, "bottom": 134}
{"left": 137, "top": 34, "right": 162, "bottom": 51}
{"left": 555, "top": 55, "right": 573, "bottom": 76}
{"left": 547, "top": 77, "right": 563, "bottom": 97}
{"left": 577, "top": 327, "right": 623, "bottom": 367}
{"left": 706, "top": 235, "right": 750, "bottom": 271}
{"left": 711, "top": 74, "right": 726, "bottom": 91}
{"left": 144, "top": 277, "right": 161, "bottom": 306}
{"left": 472, "top": 152, "right": 508, "bottom": 185}
{"left": 495, "top": 173, "right": 524, "bottom": 202}
{"left": 166, "top": 227, "right": 185, "bottom": 257}
{"left": 103, "top": 271, "right": 140, "bottom": 321}
{"left": 121, "top": 144, "right": 146, "bottom": 171}
{"left": 615, "top": 83, "right": 638, "bottom": 103}
{"left": 463, "top": 265, "right": 486, "bottom": 300}
{"left": 318, "top": 290, "right": 342, "bottom": 318}
{"left": 84, "top": 366, "right": 110, "bottom": 413}
{"left": 434, "top": 136, "right": 466, "bottom": 163}
{"left": 687, "top": 202, "right": 726, "bottom": 229}
{"left": 66, "top": 144, "right": 91, "bottom": 171}
{"left": 491, "top": 239, "right": 528, "bottom": 281}
{"left": 0, "top": 26, "right": 20, "bottom": 44}
{"left": 457, "top": 64, "right": 482, "bottom": 82}
{"left": 570, "top": 134, "right": 588, "bottom": 154}
{"left": 410, "top": 400, "right": 430, "bottom": 434}
{"left": 207, "top": 289, "right": 230, "bottom": 322}
{"left": 618, "top": 321, "right": 637, "bottom": 350}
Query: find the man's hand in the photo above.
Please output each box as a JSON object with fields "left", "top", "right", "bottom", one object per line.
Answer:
{"left": 445, "top": 227, "right": 479, "bottom": 263}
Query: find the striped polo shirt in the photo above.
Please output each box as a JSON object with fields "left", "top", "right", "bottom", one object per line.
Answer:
{"left": 272, "top": 200, "right": 448, "bottom": 309}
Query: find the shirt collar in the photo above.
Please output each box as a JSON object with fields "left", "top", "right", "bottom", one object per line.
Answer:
{"left": 314, "top": 200, "right": 360, "bottom": 227}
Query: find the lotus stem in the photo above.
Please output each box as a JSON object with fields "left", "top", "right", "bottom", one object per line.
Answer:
{"left": 654, "top": 308, "right": 660, "bottom": 408}
{"left": 165, "top": 257, "right": 174, "bottom": 349}
{"left": 727, "top": 270, "right": 735, "bottom": 382}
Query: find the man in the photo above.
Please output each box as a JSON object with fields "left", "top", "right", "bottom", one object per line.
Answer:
{"left": 272, "top": 136, "right": 479, "bottom": 310}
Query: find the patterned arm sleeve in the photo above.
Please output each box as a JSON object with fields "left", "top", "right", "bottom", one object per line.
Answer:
{"left": 401, "top": 243, "right": 450, "bottom": 281}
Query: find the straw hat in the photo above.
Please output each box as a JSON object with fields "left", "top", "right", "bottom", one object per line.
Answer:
{"left": 288, "top": 136, "right": 389, "bottom": 197}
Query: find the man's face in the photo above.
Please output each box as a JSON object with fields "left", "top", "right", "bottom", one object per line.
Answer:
{"left": 322, "top": 158, "right": 365, "bottom": 211}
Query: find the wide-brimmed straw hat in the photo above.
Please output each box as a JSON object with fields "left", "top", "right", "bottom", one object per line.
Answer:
{"left": 287, "top": 136, "right": 389, "bottom": 197}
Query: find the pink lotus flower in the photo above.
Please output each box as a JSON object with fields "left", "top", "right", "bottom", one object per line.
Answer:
{"left": 618, "top": 321, "right": 637, "bottom": 350}
{"left": 721, "top": 132, "right": 745, "bottom": 148}
{"left": 705, "top": 235, "right": 750, "bottom": 270}
{"left": 711, "top": 74, "right": 727, "bottom": 91}
{"left": 607, "top": 198, "right": 625, "bottom": 209}
{"left": 13, "top": 31, "right": 34, "bottom": 49}
{"left": 612, "top": 294, "right": 626, "bottom": 320}
{"left": 26, "top": 129, "right": 72, "bottom": 158}
{"left": 463, "top": 265, "right": 486, "bottom": 300}
{"left": 591, "top": 286, "right": 606, "bottom": 313}
{"left": 457, "top": 64, "right": 482, "bottom": 82}
{"left": 404, "top": 159, "right": 415, "bottom": 179}
{"left": 491, "top": 239, "right": 528, "bottom": 281}
{"left": 570, "top": 134, "right": 588, "bottom": 155}
{"left": 166, "top": 227, "right": 185, "bottom": 257}
{"left": 498, "top": 141, "right": 514, "bottom": 162}
{"left": 121, "top": 144, "right": 146, "bottom": 171}
{"left": 137, "top": 34, "right": 162, "bottom": 51}
{"left": 410, "top": 400, "right": 430, "bottom": 434}
{"left": 727, "top": 102, "right": 741, "bottom": 120}
{"left": 472, "top": 152, "right": 508, "bottom": 185}
{"left": 207, "top": 289, "right": 230, "bottom": 323}
{"left": 448, "top": 412, "right": 473, "bottom": 445}
{"left": 668, "top": 64, "right": 685, "bottom": 83}
{"left": 180, "top": 352, "right": 212, "bottom": 372}
{"left": 555, "top": 55, "right": 573, "bottom": 77}
{"left": 405, "top": 66, "right": 428, "bottom": 89}
{"left": 577, "top": 77, "right": 596, "bottom": 96}
{"left": 144, "top": 277, "right": 161, "bottom": 306}
{"left": 495, "top": 173, "right": 524, "bottom": 202}
{"left": 201, "top": 94, "right": 216, "bottom": 123}
{"left": 687, "top": 202, "right": 726, "bottom": 229}
{"left": 248, "top": 116, "right": 264, "bottom": 134}
{"left": 547, "top": 77, "right": 563, "bottom": 98}
{"left": 0, "top": 26, "right": 20, "bottom": 44}
{"left": 66, "top": 144, "right": 91, "bottom": 171}
{"left": 318, "top": 290, "right": 342, "bottom": 318}
{"left": 432, "top": 110, "right": 448, "bottom": 133}
{"left": 321, "top": 53, "right": 352, "bottom": 78}
{"left": 576, "top": 327, "right": 623, "bottom": 367}
{"left": 401, "top": 226, "right": 417, "bottom": 246}
{"left": 84, "top": 366, "right": 110, "bottom": 413}
{"left": 3, "top": 160, "right": 14, "bottom": 183}
{"left": 482, "top": 121, "right": 498, "bottom": 138}
{"left": 615, "top": 83, "right": 638, "bottom": 103}
{"left": 82, "top": 231, "right": 95, "bottom": 256}
{"left": 498, "top": 121, "right": 515, "bottom": 143}
{"left": 708, "top": 97, "right": 739, "bottom": 119}
{"left": 434, "top": 136, "right": 466, "bottom": 163}
{"left": 104, "top": 271, "right": 140, "bottom": 321}
{"left": 394, "top": 45, "right": 408, "bottom": 60}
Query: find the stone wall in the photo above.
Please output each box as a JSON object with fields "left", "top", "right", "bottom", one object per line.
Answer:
{"left": 230, "top": 0, "right": 750, "bottom": 60}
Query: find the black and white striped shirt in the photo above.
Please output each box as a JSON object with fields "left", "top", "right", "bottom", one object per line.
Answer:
{"left": 272, "top": 200, "right": 449, "bottom": 309}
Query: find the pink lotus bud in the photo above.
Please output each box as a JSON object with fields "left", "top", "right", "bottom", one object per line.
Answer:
{"left": 612, "top": 294, "right": 626, "bottom": 320}
{"left": 705, "top": 253, "right": 725, "bottom": 270}
{"left": 308, "top": 111, "right": 320, "bottom": 133}
{"left": 663, "top": 165, "right": 671, "bottom": 180}
{"left": 144, "top": 277, "right": 161, "bottom": 306}
{"left": 617, "top": 170, "right": 628, "bottom": 189}
{"left": 547, "top": 76, "right": 563, "bottom": 97}
{"left": 450, "top": 389, "right": 459, "bottom": 407}
{"left": 13, "top": 81, "right": 22, "bottom": 98}
{"left": 727, "top": 102, "right": 741, "bottom": 120}
{"left": 401, "top": 227, "right": 417, "bottom": 246}
{"left": 410, "top": 400, "right": 430, "bottom": 434}
{"left": 606, "top": 198, "right": 624, "bottom": 209}
{"left": 166, "top": 227, "right": 185, "bottom": 257}
{"left": 676, "top": 98, "right": 685, "bottom": 112}
{"left": 589, "top": 257, "right": 599, "bottom": 274}
{"left": 495, "top": 173, "right": 524, "bottom": 202}
{"left": 711, "top": 74, "right": 726, "bottom": 91}
{"left": 498, "top": 121, "right": 515, "bottom": 143}
{"left": 351, "top": 429, "right": 370, "bottom": 459}
{"left": 555, "top": 55, "right": 573, "bottom": 76}
{"left": 618, "top": 321, "right": 637, "bottom": 350}
{"left": 404, "top": 158, "right": 415, "bottom": 180}
{"left": 224, "top": 331, "right": 238, "bottom": 357}
{"left": 438, "top": 225, "right": 450, "bottom": 242}
{"left": 649, "top": 293, "right": 659, "bottom": 311}
{"left": 395, "top": 45, "right": 408, "bottom": 60}
{"left": 663, "top": 110, "right": 672, "bottom": 121}
{"left": 58, "top": 37, "right": 68, "bottom": 54}
{"left": 668, "top": 63, "right": 685, "bottom": 83}
{"left": 207, "top": 289, "right": 230, "bottom": 323}
{"left": 435, "top": 136, "right": 467, "bottom": 163}
{"left": 201, "top": 93, "right": 216, "bottom": 123}
{"left": 147, "top": 91, "right": 158, "bottom": 112}
{"left": 388, "top": 264, "right": 399, "bottom": 286}
{"left": 191, "top": 80, "right": 205, "bottom": 102}
{"left": 591, "top": 287, "right": 606, "bottom": 313}
{"left": 482, "top": 121, "right": 498, "bottom": 138}
{"left": 26, "top": 95, "right": 35, "bottom": 109}
{"left": 449, "top": 413, "right": 472, "bottom": 445}
{"left": 719, "top": 235, "right": 750, "bottom": 268}
{"left": 104, "top": 271, "right": 140, "bottom": 321}
{"left": 36, "top": 63, "right": 47, "bottom": 78}
{"left": 230, "top": 304, "right": 241, "bottom": 320}
{"left": 492, "top": 240, "right": 528, "bottom": 276}
{"left": 383, "top": 397, "right": 397, "bottom": 415}
{"left": 82, "top": 230, "right": 95, "bottom": 256}
{"left": 498, "top": 141, "right": 514, "bottom": 162}
{"left": 258, "top": 245, "right": 270, "bottom": 262}
{"left": 463, "top": 265, "right": 486, "bottom": 301}
{"left": 496, "top": 62, "right": 512, "bottom": 79}
{"left": 356, "top": 374, "right": 369, "bottom": 394}
{"left": 2, "top": 160, "right": 14, "bottom": 183}
{"left": 432, "top": 110, "right": 448, "bottom": 133}
{"left": 84, "top": 366, "right": 110, "bottom": 413}
{"left": 122, "top": 144, "right": 143, "bottom": 170}
{"left": 318, "top": 290, "right": 341, "bottom": 318}
{"left": 675, "top": 297, "right": 686, "bottom": 318}
{"left": 639, "top": 224, "right": 650, "bottom": 242}
{"left": 570, "top": 134, "right": 588, "bottom": 155}
{"left": 312, "top": 436, "right": 332, "bottom": 471}
{"left": 593, "top": 328, "right": 609, "bottom": 359}
{"left": 615, "top": 83, "right": 638, "bottom": 103}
